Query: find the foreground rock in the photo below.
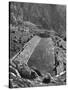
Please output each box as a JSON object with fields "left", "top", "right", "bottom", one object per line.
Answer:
{"left": 9, "top": 63, "right": 66, "bottom": 88}
{"left": 28, "top": 37, "right": 55, "bottom": 76}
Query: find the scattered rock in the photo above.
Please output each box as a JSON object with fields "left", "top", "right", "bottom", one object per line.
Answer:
{"left": 42, "top": 73, "right": 51, "bottom": 84}
{"left": 31, "top": 66, "right": 43, "bottom": 77}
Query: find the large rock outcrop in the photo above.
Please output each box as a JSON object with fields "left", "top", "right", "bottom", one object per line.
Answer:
{"left": 28, "top": 37, "right": 55, "bottom": 76}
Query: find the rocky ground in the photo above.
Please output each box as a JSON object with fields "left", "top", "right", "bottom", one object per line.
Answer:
{"left": 9, "top": 62, "right": 66, "bottom": 88}
{"left": 9, "top": 2, "right": 66, "bottom": 88}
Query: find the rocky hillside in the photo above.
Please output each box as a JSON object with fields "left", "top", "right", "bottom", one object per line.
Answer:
{"left": 9, "top": 2, "right": 66, "bottom": 58}
{"left": 9, "top": 2, "right": 66, "bottom": 88}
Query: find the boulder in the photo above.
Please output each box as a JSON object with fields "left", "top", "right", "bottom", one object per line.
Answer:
{"left": 28, "top": 37, "right": 55, "bottom": 76}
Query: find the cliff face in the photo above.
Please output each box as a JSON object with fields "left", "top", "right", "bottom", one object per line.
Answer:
{"left": 10, "top": 2, "right": 66, "bottom": 34}
{"left": 22, "top": 3, "right": 66, "bottom": 37}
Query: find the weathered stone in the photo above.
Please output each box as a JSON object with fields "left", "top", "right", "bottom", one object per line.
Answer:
{"left": 28, "top": 37, "right": 55, "bottom": 76}
{"left": 10, "top": 36, "right": 41, "bottom": 67}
